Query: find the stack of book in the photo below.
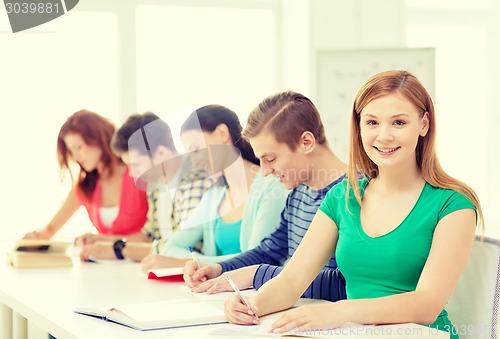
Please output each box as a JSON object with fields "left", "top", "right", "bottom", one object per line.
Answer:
{"left": 9, "top": 239, "right": 73, "bottom": 268}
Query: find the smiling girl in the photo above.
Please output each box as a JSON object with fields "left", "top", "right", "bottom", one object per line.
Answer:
{"left": 224, "top": 70, "right": 484, "bottom": 339}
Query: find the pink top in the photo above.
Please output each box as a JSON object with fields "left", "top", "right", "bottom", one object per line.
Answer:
{"left": 75, "top": 167, "right": 148, "bottom": 235}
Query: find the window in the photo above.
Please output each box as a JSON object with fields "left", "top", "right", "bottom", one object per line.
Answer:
{"left": 0, "top": 11, "right": 119, "bottom": 240}
{"left": 136, "top": 5, "right": 277, "bottom": 145}
{"left": 0, "top": 1, "right": 279, "bottom": 240}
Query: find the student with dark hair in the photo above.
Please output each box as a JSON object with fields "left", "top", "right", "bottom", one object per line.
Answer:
{"left": 225, "top": 71, "right": 483, "bottom": 339}
{"left": 24, "top": 110, "right": 148, "bottom": 240}
{"left": 141, "top": 105, "right": 287, "bottom": 272}
{"left": 79, "top": 112, "right": 214, "bottom": 262}
{"left": 181, "top": 104, "right": 260, "bottom": 166}
{"left": 183, "top": 92, "right": 348, "bottom": 303}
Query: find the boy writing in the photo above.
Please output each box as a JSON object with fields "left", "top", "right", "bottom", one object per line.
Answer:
{"left": 183, "top": 91, "right": 348, "bottom": 301}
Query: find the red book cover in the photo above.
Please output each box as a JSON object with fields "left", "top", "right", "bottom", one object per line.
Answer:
{"left": 147, "top": 267, "right": 184, "bottom": 282}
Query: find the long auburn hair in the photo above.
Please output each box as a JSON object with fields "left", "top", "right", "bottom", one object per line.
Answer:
{"left": 347, "top": 70, "right": 484, "bottom": 231}
{"left": 57, "top": 110, "right": 119, "bottom": 201}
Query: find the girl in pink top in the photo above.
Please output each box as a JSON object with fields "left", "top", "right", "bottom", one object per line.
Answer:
{"left": 24, "top": 110, "right": 147, "bottom": 239}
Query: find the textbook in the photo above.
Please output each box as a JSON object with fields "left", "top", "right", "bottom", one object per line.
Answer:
{"left": 13, "top": 239, "right": 72, "bottom": 252}
{"left": 73, "top": 299, "right": 227, "bottom": 330}
{"left": 147, "top": 267, "right": 184, "bottom": 282}
{"left": 9, "top": 239, "right": 73, "bottom": 268}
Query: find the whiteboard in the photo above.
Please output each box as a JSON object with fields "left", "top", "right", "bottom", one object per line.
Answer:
{"left": 316, "top": 48, "right": 435, "bottom": 162}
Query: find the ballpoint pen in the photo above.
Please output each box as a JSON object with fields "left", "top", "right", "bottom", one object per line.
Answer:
{"left": 226, "top": 275, "right": 259, "bottom": 321}
{"left": 151, "top": 237, "right": 159, "bottom": 254}
{"left": 188, "top": 246, "right": 201, "bottom": 269}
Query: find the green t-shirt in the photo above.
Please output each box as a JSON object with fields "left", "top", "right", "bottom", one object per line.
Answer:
{"left": 319, "top": 178, "right": 476, "bottom": 338}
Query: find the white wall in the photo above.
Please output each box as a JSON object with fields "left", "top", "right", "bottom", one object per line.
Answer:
{"left": 281, "top": 0, "right": 497, "bottom": 238}
{"left": 309, "top": 0, "right": 405, "bottom": 162}
{"left": 0, "top": 0, "right": 279, "bottom": 241}
{"left": 405, "top": 1, "right": 499, "bottom": 238}
{"left": 0, "top": 0, "right": 496, "bottom": 240}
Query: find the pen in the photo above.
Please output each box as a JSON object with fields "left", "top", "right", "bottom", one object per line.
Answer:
{"left": 188, "top": 246, "right": 201, "bottom": 269}
{"left": 151, "top": 237, "right": 159, "bottom": 254}
{"left": 226, "top": 275, "right": 259, "bottom": 321}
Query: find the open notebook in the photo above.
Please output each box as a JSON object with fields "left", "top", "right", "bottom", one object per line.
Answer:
{"left": 74, "top": 298, "right": 227, "bottom": 331}
{"left": 210, "top": 298, "right": 367, "bottom": 338}
{"left": 211, "top": 318, "right": 367, "bottom": 338}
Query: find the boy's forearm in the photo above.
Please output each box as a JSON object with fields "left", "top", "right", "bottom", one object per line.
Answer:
{"left": 122, "top": 243, "right": 152, "bottom": 262}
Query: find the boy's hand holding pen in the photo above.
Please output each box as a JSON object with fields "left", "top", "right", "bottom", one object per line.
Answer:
{"left": 184, "top": 246, "right": 207, "bottom": 286}
{"left": 226, "top": 275, "right": 259, "bottom": 324}
{"left": 150, "top": 237, "right": 160, "bottom": 254}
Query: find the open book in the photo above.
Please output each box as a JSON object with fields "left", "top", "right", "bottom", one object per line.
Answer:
{"left": 74, "top": 298, "right": 227, "bottom": 331}
{"left": 147, "top": 267, "right": 184, "bottom": 282}
{"left": 9, "top": 239, "right": 73, "bottom": 268}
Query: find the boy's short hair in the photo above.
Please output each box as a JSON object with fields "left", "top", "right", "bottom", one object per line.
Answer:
{"left": 111, "top": 112, "right": 176, "bottom": 156}
{"left": 243, "top": 91, "right": 327, "bottom": 150}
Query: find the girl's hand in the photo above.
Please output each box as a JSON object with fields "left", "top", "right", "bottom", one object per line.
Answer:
{"left": 192, "top": 265, "right": 257, "bottom": 294}
{"left": 74, "top": 233, "right": 101, "bottom": 247}
{"left": 23, "top": 228, "right": 53, "bottom": 240}
{"left": 270, "top": 304, "right": 344, "bottom": 334}
{"left": 183, "top": 262, "right": 220, "bottom": 287}
{"left": 79, "top": 241, "right": 115, "bottom": 261}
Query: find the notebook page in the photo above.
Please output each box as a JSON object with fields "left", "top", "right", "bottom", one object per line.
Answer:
{"left": 148, "top": 267, "right": 183, "bottom": 277}
{"left": 211, "top": 318, "right": 363, "bottom": 338}
{"left": 113, "top": 299, "right": 223, "bottom": 323}
{"left": 179, "top": 285, "right": 255, "bottom": 301}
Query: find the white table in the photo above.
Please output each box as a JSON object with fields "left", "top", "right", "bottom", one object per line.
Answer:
{"left": 0, "top": 247, "right": 449, "bottom": 339}
{"left": 0, "top": 257, "right": 227, "bottom": 339}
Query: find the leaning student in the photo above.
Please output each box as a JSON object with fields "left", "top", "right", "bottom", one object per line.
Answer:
{"left": 141, "top": 105, "right": 287, "bottom": 272}
{"left": 225, "top": 70, "right": 483, "bottom": 339}
{"left": 24, "top": 110, "right": 148, "bottom": 240}
{"left": 79, "top": 112, "right": 213, "bottom": 262}
{"left": 183, "top": 91, "right": 349, "bottom": 302}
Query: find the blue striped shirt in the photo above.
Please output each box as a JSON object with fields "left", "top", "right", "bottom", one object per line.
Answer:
{"left": 219, "top": 175, "right": 347, "bottom": 301}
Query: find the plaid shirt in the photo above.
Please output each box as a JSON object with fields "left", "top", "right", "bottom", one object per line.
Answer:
{"left": 142, "top": 167, "right": 214, "bottom": 251}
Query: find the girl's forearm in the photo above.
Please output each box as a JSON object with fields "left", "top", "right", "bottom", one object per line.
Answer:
{"left": 253, "top": 273, "right": 305, "bottom": 316}
{"left": 340, "top": 291, "right": 444, "bottom": 326}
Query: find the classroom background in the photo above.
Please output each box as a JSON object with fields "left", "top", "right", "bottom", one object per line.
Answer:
{"left": 0, "top": 0, "right": 497, "bottom": 241}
